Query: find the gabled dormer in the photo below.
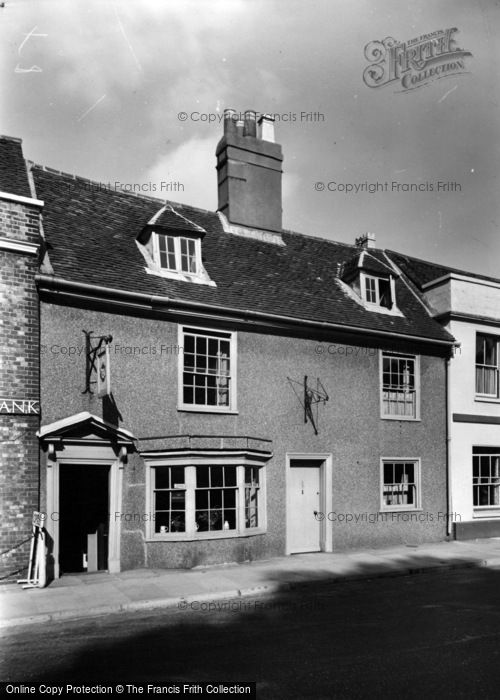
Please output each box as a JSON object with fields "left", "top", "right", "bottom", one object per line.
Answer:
{"left": 340, "top": 234, "right": 400, "bottom": 314}
{"left": 136, "top": 204, "right": 215, "bottom": 286}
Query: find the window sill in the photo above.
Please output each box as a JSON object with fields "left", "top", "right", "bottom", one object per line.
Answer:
{"left": 178, "top": 406, "right": 239, "bottom": 415}
{"left": 379, "top": 507, "right": 423, "bottom": 514}
{"left": 381, "top": 415, "right": 420, "bottom": 422}
{"left": 475, "top": 396, "right": 500, "bottom": 404}
{"left": 473, "top": 509, "right": 500, "bottom": 518}
{"left": 145, "top": 529, "right": 266, "bottom": 542}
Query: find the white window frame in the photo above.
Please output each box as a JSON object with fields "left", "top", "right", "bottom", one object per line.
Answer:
{"left": 153, "top": 232, "right": 202, "bottom": 276}
{"left": 380, "top": 351, "right": 420, "bottom": 421}
{"left": 472, "top": 446, "right": 500, "bottom": 510}
{"left": 145, "top": 458, "right": 267, "bottom": 541}
{"left": 178, "top": 325, "right": 238, "bottom": 413}
{"left": 361, "top": 272, "right": 395, "bottom": 308}
{"left": 475, "top": 333, "right": 500, "bottom": 400}
{"left": 380, "top": 458, "right": 422, "bottom": 512}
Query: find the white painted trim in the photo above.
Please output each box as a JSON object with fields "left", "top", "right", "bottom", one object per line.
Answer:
{"left": 37, "top": 411, "right": 135, "bottom": 440}
{"left": 0, "top": 190, "right": 44, "bottom": 207}
{"left": 217, "top": 211, "right": 285, "bottom": 246}
{"left": 0, "top": 237, "right": 39, "bottom": 255}
{"left": 286, "top": 452, "right": 333, "bottom": 555}
{"left": 379, "top": 457, "right": 422, "bottom": 512}
{"left": 46, "top": 457, "right": 120, "bottom": 579}
{"left": 140, "top": 451, "right": 271, "bottom": 466}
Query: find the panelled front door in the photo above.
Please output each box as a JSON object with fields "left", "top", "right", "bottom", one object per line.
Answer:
{"left": 288, "top": 460, "right": 321, "bottom": 553}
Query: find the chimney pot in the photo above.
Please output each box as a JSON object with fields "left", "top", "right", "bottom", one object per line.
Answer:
{"left": 223, "top": 109, "right": 238, "bottom": 136}
{"left": 243, "top": 110, "right": 257, "bottom": 137}
{"left": 355, "top": 232, "right": 376, "bottom": 249}
{"left": 258, "top": 114, "right": 275, "bottom": 143}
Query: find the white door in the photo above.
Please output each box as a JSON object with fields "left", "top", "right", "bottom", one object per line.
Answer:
{"left": 289, "top": 460, "right": 321, "bottom": 553}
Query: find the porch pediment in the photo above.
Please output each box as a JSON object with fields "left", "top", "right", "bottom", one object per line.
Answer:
{"left": 37, "top": 411, "right": 135, "bottom": 446}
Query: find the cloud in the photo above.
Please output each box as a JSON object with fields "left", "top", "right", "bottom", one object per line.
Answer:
{"left": 146, "top": 136, "right": 218, "bottom": 211}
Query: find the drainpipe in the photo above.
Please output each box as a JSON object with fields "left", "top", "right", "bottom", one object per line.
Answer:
{"left": 446, "top": 355, "right": 453, "bottom": 538}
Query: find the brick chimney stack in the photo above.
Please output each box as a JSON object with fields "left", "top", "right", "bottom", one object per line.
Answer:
{"left": 216, "top": 109, "right": 283, "bottom": 232}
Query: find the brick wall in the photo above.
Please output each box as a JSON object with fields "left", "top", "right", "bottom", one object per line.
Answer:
{"left": 0, "top": 199, "right": 41, "bottom": 580}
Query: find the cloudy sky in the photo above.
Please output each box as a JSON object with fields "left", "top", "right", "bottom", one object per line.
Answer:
{"left": 1, "top": 0, "right": 498, "bottom": 276}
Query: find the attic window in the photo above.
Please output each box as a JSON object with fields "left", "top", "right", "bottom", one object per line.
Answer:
{"left": 362, "top": 274, "right": 393, "bottom": 309}
{"left": 155, "top": 234, "right": 199, "bottom": 275}
{"left": 136, "top": 204, "right": 215, "bottom": 287}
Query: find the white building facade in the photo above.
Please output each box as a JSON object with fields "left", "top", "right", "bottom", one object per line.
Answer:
{"left": 422, "top": 272, "right": 500, "bottom": 537}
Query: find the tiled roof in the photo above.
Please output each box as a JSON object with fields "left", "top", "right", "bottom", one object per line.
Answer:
{"left": 0, "top": 136, "right": 32, "bottom": 199}
{"left": 387, "top": 251, "right": 500, "bottom": 288}
{"left": 31, "top": 165, "right": 454, "bottom": 344}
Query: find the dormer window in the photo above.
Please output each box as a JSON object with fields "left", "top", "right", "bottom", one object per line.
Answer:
{"left": 340, "top": 250, "right": 399, "bottom": 314}
{"left": 155, "top": 233, "right": 199, "bottom": 275}
{"left": 136, "top": 204, "right": 215, "bottom": 287}
{"left": 363, "top": 274, "right": 393, "bottom": 309}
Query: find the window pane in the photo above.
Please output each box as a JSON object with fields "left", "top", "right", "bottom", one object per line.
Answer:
{"left": 171, "top": 467, "right": 185, "bottom": 486}
{"left": 184, "top": 334, "right": 195, "bottom": 354}
{"left": 224, "top": 488, "right": 236, "bottom": 508}
{"left": 155, "top": 467, "right": 170, "bottom": 489}
{"left": 211, "top": 489, "right": 222, "bottom": 509}
{"left": 196, "top": 490, "right": 209, "bottom": 509}
{"left": 196, "top": 468, "right": 209, "bottom": 489}
{"left": 155, "top": 491, "right": 171, "bottom": 510}
{"left": 224, "top": 466, "right": 237, "bottom": 487}
{"left": 211, "top": 466, "right": 223, "bottom": 487}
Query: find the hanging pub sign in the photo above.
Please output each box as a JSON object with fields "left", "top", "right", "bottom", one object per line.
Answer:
{"left": 82, "top": 330, "right": 113, "bottom": 396}
{"left": 0, "top": 398, "right": 40, "bottom": 414}
{"left": 97, "top": 343, "right": 111, "bottom": 398}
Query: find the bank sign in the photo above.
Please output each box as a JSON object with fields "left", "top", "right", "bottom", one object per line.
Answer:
{"left": 363, "top": 28, "right": 472, "bottom": 92}
{"left": 0, "top": 399, "right": 40, "bottom": 414}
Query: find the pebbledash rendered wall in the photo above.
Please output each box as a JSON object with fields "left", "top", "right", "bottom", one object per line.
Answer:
{"left": 40, "top": 301, "right": 448, "bottom": 570}
{"left": 0, "top": 198, "right": 41, "bottom": 579}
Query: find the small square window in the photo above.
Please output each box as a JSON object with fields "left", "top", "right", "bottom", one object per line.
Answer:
{"left": 155, "top": 233, "right": 200, "bottom": 276}
{"left": 381, "top": 459, "right": 420, "bottom": 511}
{"left": 363, "top": 275, "right": 394, "bottom": 309}
{"left": 473, "top": 447, "right": 500, "bottom": 508}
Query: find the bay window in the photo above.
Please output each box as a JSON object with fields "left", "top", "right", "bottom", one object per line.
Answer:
{"left": 148, "top": 462, "right": 265, "bottom": 539}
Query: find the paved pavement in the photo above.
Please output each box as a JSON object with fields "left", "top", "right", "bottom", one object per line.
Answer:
{"left": 2, "top": 538, "right": 500, "bottom": 629}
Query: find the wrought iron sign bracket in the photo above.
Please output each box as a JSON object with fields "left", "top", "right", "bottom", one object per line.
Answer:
{"left": 82, "top": 330, "right": 113, "bottom": 395}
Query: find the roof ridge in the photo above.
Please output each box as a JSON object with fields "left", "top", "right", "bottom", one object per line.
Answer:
{"left": 387, "top": 249, "right": 500, "bottom": 285}
{"left": 0, "top": 134, "right": 23, "bottom": 144}
{"left": 28, "top": 161, "right": 224, "bottom": 215}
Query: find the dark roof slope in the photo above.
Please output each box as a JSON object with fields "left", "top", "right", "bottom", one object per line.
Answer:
{"left": 31, "top": 165, "right": 453, "bottom": 344}
{"left": 387, "top": 250, "right": 500, "bottom": 288}
{"left": 0, "top": 136, "right": 32, "bottom": 199}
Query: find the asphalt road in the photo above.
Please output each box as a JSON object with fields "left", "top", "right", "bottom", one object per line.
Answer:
{"left": 3, "top": 567, "right": 500, "bottom": 698}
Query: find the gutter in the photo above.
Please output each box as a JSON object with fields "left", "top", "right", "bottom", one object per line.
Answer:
{"left": 36, "top": 273, "right": 455, "bottom": 348}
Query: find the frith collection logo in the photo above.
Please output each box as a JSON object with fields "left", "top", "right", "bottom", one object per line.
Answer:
{"left": 363, "top": 28, "right": 472, "bottom": 92}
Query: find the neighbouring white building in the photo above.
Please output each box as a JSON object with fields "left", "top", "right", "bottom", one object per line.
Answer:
{"left": 389, "top": 253, "right": 500, "bottom": 538}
